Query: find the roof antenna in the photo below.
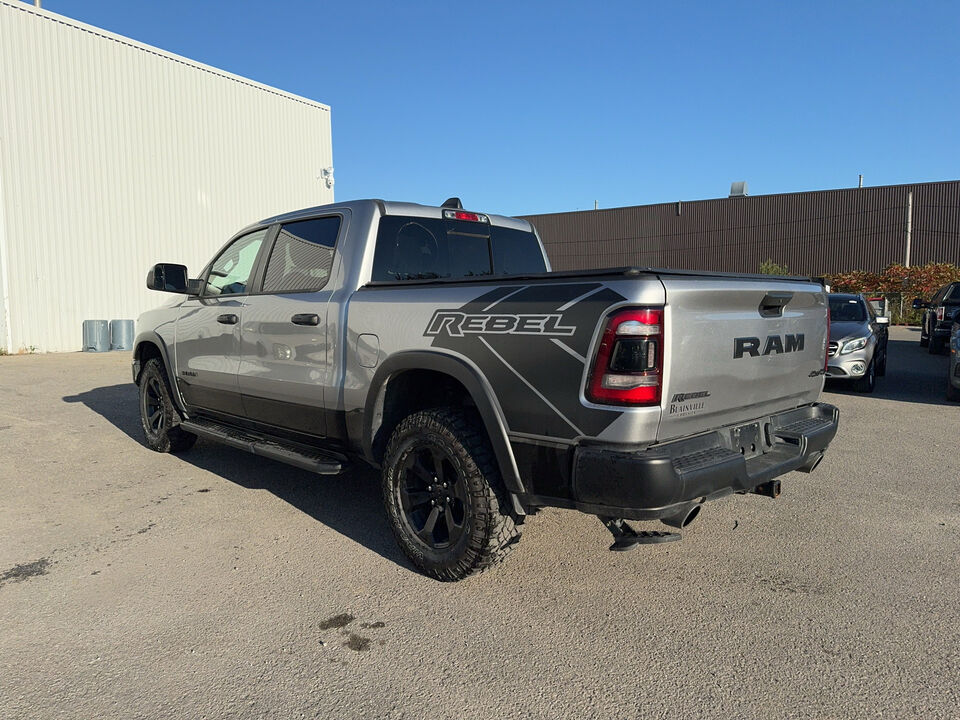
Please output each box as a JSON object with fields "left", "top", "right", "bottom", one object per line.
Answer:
{"left": 441, "top": 197, "right": 463, "bottom": 209}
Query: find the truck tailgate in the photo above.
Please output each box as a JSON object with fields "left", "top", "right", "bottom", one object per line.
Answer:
{"left": 657, "top": 275, "right": 828, "bottom": 442}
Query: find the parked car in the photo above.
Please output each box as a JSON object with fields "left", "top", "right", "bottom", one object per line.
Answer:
{"left": 948, "top": 310, "right": 960, "bottom": 402}
{"left": 826, "top": 293, "right": 889, "bottom": 393}
{"left": 133, "top": 198, "right": 837, "bottom": 580}
{"left": 913, "top": 282, "right": 960, "bottom": 354}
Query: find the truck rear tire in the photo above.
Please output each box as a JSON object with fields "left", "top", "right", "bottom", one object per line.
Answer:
{"left": 929, "top": 336, "right": 945, "bottom": 354}
{"left": 138, "top": 358, "right": 197, "bottom": 453}
{"left": 382, "top": 408, "right": 520, "bottom": 581}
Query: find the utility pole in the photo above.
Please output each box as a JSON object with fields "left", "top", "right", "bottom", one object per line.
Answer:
{"left": 905, "top": 190, "right": 913, "bottom": 267}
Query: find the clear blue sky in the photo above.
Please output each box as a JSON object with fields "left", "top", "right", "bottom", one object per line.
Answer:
{"left": 43, "top": 0, "right": 960, "bottom": 216}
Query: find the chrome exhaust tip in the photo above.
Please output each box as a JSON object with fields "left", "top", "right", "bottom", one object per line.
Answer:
{"left": 661, "top": 503, "right": 702, "bottom": 529}
{"left": 798, "top": 452, "right": 824, "bottom": 474}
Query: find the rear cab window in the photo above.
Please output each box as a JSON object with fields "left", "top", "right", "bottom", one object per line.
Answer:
{"left": 371, "top": 215, "right": 546, "bottom": 282}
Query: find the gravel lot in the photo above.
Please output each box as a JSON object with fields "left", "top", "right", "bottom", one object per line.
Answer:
{"left": 1, "top": 325, "right": 957, "bottom": 719}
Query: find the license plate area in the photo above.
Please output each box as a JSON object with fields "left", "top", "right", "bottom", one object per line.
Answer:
{"left": 729, "top": 422, "right": 764, "bottom": 459}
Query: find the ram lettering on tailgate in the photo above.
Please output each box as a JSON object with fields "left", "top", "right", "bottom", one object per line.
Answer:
{"left": 734, "top": 333, "right": 805, "bottom": 358}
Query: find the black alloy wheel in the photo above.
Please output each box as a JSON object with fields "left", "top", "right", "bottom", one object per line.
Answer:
{"left": 138, "top": 358, "right": 197, "bottom": 453}
{"left": 382, "top": 408, "right": 520, "bottom": 581}
{"left": 142, "top": 375, "right": 166, "bottom": 435}
{"left": 396, "top": 445, "right": 469, "bottom": 550}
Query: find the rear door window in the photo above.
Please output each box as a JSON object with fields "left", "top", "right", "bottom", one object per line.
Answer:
{"left": 371, "top": 216, "right": 545, "bottom": 282}
{"left": 262, "top": 216, "right": 341, "bottom": 293}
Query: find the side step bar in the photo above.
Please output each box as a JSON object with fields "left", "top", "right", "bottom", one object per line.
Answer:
{"left": 179, "top": 417, "right": 344, "bottom": 475}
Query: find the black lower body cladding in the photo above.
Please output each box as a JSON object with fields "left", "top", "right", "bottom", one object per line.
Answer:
{"left": 569, "top": 403, "right": 839, "bottom": 521}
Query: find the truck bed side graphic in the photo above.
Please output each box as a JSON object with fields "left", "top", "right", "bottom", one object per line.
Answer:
{"left": 425, "top": 283, "right": 628, "bottom": 440}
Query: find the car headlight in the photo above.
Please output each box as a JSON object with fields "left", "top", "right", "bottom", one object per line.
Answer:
{"left": 840, "top": 336, "right": 868, "bottom": 354}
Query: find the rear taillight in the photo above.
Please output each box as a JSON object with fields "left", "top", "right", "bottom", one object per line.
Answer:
{"left": 586, "top": 308, "right": 663, "bottom": 406}
{"left": 937, "top": 306, "right": 946, "bottom": 322}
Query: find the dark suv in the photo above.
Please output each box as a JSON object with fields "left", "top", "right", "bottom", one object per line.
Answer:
{"left": 913, "top": 282, "right": 960, "bottom": 354}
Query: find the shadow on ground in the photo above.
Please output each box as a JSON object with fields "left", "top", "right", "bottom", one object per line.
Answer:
{"left": 60, "top": 327, "right": 953, "bottom": 570}
{"left": 63, "top": 384, "right": 410, "bottom": 572}
{"left": 825, "top": 336, "right": 952, "bottom": 406}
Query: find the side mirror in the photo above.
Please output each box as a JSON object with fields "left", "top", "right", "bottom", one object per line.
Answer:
{"left": 876, "top": 316, "right": 890, "bottom": 326}
{"left": 911, "top": 298, "right": 928, "bottom": 310}
{"left": 147, "top": 263, "right": 194, "bottom": 294}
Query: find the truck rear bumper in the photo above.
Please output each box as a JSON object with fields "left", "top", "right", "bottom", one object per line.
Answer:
{"left": 567, "top": 403, "right": 839, "bottom": 521}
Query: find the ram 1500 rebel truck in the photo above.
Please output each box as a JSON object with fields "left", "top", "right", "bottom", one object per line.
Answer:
{"left": 134, "top": 198, "right": 839, "bottom": 580}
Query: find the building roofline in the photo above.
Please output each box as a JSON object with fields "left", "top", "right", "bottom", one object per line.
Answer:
{"left": 0, "top": 0, "right": 330, "bottom": 112}
{"left": 520, "top": 178, "right": 960, "bottom": 219}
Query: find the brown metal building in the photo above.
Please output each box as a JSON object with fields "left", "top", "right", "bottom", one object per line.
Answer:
{"left": 520, "top": 180, "right": 960, "bottom": 275}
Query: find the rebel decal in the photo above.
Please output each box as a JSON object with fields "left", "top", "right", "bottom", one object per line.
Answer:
{"left": 424, "top": 311, "right": 575, "bottom": 337}
{"left": 425, "top": 283, "right": 628, "bottom": 439}
{"left": 670, "top": 391, "right": 710, "bottom": 403}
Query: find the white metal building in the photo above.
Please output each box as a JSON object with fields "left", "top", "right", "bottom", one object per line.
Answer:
{"left": 0, "top": 1, "right": 334, "bottom": 352}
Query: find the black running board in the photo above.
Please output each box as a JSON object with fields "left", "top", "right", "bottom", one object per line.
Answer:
{"left": 179, "top": 417, "right": 344, "bottom": 475}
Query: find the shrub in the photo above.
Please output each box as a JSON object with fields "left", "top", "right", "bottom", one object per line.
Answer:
{"left": 825, "top": 262, "right": 960, "bottom": 325}
{"left": 760, "top": 258, "right": 790, "bottom": 275}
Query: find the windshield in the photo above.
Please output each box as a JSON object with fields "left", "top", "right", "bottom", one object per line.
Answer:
{"left": 829, "top": 296, "right": 867, "bottom": 322}
{"left": 371, "top": 215, "right": 547, "bottom": 281}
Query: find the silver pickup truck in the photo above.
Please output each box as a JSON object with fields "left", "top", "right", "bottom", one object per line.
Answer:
{"left": 134, "top": 198, "right": 839, "bottom": 580}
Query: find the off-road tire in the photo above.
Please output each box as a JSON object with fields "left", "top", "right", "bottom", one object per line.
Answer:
{"left": 919, "top": 325, "right": 929, "bottom": 347}
{"left": 138, "top": 358, "right": 197, "bottom": 453}
{"left": 382, "top": 408, "right": 520, "bottom": 581}
{"left": 929, "top": 336, "right": 945, "bottom": 354}
{"left": 854, "top": 359, "right": 876, "bottom": 393}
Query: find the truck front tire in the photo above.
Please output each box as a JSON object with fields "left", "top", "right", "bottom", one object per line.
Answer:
{"left": 382, "top": 408, "right": 520, "bottom": 581}
{"left": 138, "top": 358, "right": 197, "bottom": 454}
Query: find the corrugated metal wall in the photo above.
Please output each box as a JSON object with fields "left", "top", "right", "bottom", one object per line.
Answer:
{"left": 522, "top": 181, "right": 960, "bottom": 276}
{"left": 0, "top": 1, "right": 334, "bottom": 352}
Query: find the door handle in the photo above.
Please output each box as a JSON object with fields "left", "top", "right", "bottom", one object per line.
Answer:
{"left": 217, "top": 314, "right": 239, "bottom": 325}
{"left": 291, "top": 313, "right": 320, "bottom": 326}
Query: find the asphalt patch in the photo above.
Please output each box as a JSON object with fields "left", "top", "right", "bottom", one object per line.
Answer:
{"left": 0, "top": 558, "right": 50, "bottom": 587}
